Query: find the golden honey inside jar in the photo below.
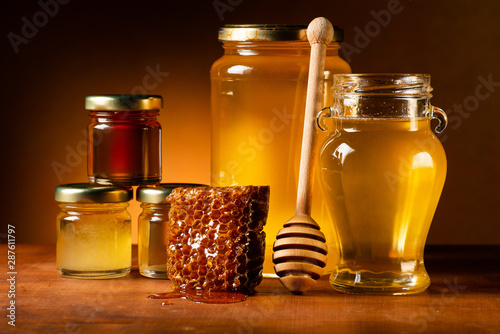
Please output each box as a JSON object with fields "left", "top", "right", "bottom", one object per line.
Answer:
{"left": 317, "top": 74, "right": 448, "bottom": 295}
{"left": 166, "top": 186, "right": 270, "bottom": 294}
{"left": 55, "top": 183, "right": 133, "bottom": 279}
{"left": 211, "top": 24, "right": 352, "bottom": 276}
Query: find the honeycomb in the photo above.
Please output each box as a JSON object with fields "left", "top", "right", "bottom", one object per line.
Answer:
{"left": 166, "top": 186, "right": 270, "bottom": 293}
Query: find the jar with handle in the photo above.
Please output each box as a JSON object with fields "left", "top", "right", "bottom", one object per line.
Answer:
{"left": 317, "top": 73, "right": 447, "bottom": 294}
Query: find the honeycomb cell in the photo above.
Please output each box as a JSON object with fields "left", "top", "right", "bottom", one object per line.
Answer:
{"left": 166, "top": 186, "right": 270, "bottom": 293}
{"left": 212, "top": 210, "right": 221, "bottom": 220}
{"left": 218, "top": 224, "right": 228, "bottom": 234}
{"left": 219, "top": 215, "right": 230, "bottom": 224}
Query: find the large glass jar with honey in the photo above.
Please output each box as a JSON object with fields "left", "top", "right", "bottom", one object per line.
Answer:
{"left": 211, "top": 24, "right": 351, "bottom": 275}
{"left": 317, "top": 74, "right": 447, "bottom": 294}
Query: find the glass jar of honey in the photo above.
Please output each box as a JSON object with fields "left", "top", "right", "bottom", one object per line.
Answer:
{"left": 55, "top": 183, "right": 133, "bottom": 279}
{"left": 317, "top": 74, "right": 447, "bottom": 294}
{"left": 86, "top": 94, "right": 162, "bottom": 186}
{"left": 137, "top": 183, "right": 207, "bottom": 279}
{"left": 211, "top": 24, "right": 352, "bottom": 275}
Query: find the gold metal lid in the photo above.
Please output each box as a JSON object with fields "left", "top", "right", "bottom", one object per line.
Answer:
{"left": 85, "top": 95, "right": 163, "bottom": 111}
{"left": 137, "top": 183, "right": 208, "bottom": 204}
{"left": 218, "top": 24, "right": 344, "bottom": 42}
{"left": 55, "top": 183, "right": 133, "bottom": 203}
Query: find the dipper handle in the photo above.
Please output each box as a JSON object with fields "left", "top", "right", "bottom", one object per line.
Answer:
{"left": 273, "top": 17, "right": 333, "bottom": 294}
{"left": 296, "top": 17, "right": 333, "bottom": 215}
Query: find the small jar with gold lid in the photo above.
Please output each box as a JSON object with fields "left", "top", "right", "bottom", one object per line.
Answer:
{"left": 86, "top": 94, "right": 163, "bottom": 186}
{"left": 55, "top": 183, "right": 133, "bottom": 279}
{"left": 137, "top": 183, "right": 207, "bottom": 279}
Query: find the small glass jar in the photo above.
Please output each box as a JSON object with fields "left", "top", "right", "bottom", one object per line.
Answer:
{"left": 55, "top": 183, "right": 133, "bottom": 279}
{"left": 211, "top": 24, "right": 352, "bottom": 276}
{"left": 137, "top": 183, "right": 207, "bottom": 279}
{"left": 86, "top": 94, "right": 162, "bottom": 186}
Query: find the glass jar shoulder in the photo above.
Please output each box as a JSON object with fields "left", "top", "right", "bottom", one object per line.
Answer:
{"left": 320, "top": 118, "right": 446, "bottom": 167}
{"left": 88, "top": 111, "right": 161, "bottom": 125}
{"left": 211, "top": 52, "right": 351, "bottom": 80}
{"left": 139, "top": 204, "right": 169, "bottom": 220}
{"left": 57, "top": 203, "right": 131, "bottom": 218}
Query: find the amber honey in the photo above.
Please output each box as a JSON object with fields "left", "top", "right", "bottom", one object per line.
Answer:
{"left": 320, "top": 117, "right": 447, "bottom": 294}
{"left": 166, "top": 186, "right": 269, "bottom": 293}
{"left": 211, "top": 27, "right": 351, "bottom": 275}
{"left": 148, "top": 288, "right": 247, "bottom": 304}
{"left": 86, "top": 95, "right": 162, "bottom": 186}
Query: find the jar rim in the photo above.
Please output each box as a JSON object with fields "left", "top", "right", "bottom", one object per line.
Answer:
{"left": 333, "top": 73, "right": 433, "bottom": 99}
{"left": 335, "top": 73, "right": 430, "bottom": 78}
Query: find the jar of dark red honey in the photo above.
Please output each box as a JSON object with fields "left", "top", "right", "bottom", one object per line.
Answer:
{"left": 86, "top": 94, "right": 162, "bottom": 186}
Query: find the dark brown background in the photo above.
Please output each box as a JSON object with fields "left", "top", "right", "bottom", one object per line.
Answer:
{"left": 2, "top": 0, "right": 499, "bottom": 244}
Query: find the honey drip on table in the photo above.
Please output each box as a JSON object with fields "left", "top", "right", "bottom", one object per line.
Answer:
{"left": 148, "top": 287, "right": 247, "bottom": 304}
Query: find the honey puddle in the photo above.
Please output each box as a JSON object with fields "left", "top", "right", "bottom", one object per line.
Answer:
{"left": 148, "top": 287, "right": 247, "bottom": 304}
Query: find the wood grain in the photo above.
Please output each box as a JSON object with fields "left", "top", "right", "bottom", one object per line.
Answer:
{"left": 1, "top": 245, "right": 499, "bottom": 334}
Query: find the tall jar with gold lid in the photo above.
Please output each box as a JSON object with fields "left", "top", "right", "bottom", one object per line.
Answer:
{"left": 211, "top": 24, "right": 352, "bottom": 276}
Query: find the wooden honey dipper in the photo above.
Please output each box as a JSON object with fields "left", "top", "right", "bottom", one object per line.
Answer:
{"left": 272, "top": 17, "right": 332, "bottom": 294}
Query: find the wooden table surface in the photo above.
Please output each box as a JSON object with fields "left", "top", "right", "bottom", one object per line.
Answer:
{"left": 2, "top": 244, "right": 499, "bottom": 334}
